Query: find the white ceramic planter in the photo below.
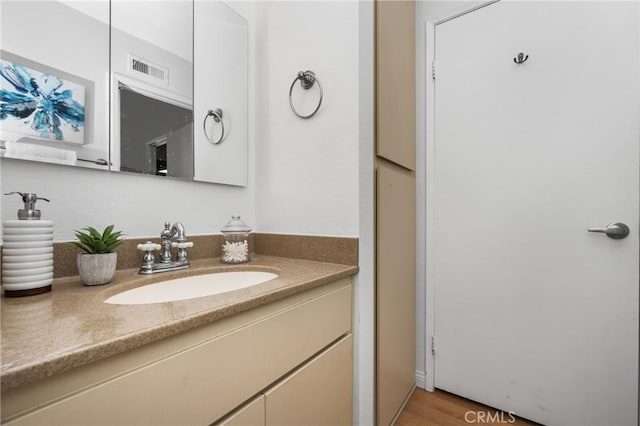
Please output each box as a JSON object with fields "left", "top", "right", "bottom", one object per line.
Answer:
{"left": 77, "top": 253, "right": 117, "bottom": 286}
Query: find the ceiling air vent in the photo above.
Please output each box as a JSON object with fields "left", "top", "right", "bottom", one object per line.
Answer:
{"left": 127, "top": 54, "right": 169, "bottom": 86}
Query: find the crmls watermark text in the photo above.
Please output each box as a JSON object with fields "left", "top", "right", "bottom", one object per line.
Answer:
{"left": 464, "top": 410, "right": 516, "bottom": 424}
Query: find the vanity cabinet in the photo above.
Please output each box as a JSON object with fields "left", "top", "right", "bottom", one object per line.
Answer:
{"left": 218, "top": 394, "right": 265, "bottom": 426}
{"left": 218, "top": 334, "right": 352, "bottom": 426}
{"left": 264, "top": 335, "right": 352, "bottom": 426}
{"left": 2, "top": 278, "right": 353, "bottom": 425}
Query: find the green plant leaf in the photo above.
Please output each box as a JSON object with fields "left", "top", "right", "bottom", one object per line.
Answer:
{"left": 70, "top": 225, "right": 126, "bottom": 254}
{"left": 70, "top": 241, "right": 92, "bottom": 254}
{"left": 87, "top": 227, "right": 101, "bottom": 240}
{"left": 102, "top": 224, "right": 114, "bottom": 241}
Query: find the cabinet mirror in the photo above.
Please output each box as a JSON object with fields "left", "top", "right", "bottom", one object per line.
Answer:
{"left": 111, "top": 0, "right": 248, "bottom": 186}
{"left": 0, "top": 1, "right": 110, "bottom": 170}
{"left": 0, "top": 0, "right": 249, "bottom": 187}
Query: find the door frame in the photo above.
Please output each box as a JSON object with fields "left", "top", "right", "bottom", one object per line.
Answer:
{"left": 423, "top": 0, "right": 499, "bottom": 392}
{"left": 422, "top": 0, "right": 640, "bottom": 395}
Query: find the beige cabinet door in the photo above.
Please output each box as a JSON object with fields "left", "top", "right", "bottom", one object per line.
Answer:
{"left": 264, "top": 335, "right": 353, "bottom": 426}
{"left": 376, "top": 0, "right": 415, "bottom": 170}
{"left": 376, "top": 163, "right": 416, "bottom": 425}
{"left": 217, "top": 394, "right": 265, "bottom": 426}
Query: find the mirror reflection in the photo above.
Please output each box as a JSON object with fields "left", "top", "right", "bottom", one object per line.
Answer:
{"left": 119, "top": 85, "right": 193, "bottom": 178}
{"left": 110, "top": 0, "right": 194, "bottom": 181}
{"left": 0, "top": 0, "right": 110, "bottom": 169}
{"left": 193, "top": 0, "right": 248, "bottom": 186}
{"left": 1, "top": 0, "right": 249, "bottom": 187}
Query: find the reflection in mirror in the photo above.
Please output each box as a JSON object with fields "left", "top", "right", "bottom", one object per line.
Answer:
{"left": 194, "top": 1, "right": 248, "bottom": 186}
{"left": 111, "top": 0, "right": 248, "bottom": 186}
{"left": 0, "top": 0, "right": 110, "bottom": 170}
{"left": 1, "top": 0, "right": 249, "bottom": 185}
{"left": 119, "top": 85, "right": 193, "bottom": 178}
{"left": 110, "top": 0, "right": 194, "bottom": 180}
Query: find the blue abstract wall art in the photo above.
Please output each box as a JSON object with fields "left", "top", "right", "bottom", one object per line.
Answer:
{"left": 0, "top": 59, "right": 85, "bottom": 144}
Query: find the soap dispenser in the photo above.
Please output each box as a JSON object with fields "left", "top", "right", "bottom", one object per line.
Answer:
{"left": 2, "top": 192, "right": 54, "bottom": 297}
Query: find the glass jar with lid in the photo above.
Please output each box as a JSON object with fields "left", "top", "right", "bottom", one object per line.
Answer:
{"left": 221, "top": 214, "right": 251, "bottom": 264}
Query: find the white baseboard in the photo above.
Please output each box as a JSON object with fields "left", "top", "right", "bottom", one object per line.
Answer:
{"left": 415, "top": 370, "right": 427, "bottom": 389}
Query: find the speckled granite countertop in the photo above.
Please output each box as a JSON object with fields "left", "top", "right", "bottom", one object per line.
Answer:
{"left": 1, "top": 255, "right": 358, "bottom": 391}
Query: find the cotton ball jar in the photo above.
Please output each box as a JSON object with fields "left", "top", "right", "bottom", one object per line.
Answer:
{"left": 220, "top": 214, "right": 251, "bottom": 264}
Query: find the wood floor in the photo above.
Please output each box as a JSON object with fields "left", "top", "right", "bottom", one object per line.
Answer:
{"left": 395, "top": 388, "right": 541, "bottom": 426}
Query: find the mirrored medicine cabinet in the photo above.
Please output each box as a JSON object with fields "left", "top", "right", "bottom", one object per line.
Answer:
{"left": 0, "top": 0, "right": 248, "bottom": 187}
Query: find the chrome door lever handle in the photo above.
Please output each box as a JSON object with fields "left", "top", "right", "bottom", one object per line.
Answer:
{"left": 588, "top": 222, "right": 630, "bottom": 239}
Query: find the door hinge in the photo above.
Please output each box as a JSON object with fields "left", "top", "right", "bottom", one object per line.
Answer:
{"left": 431, "top": 336, "right": 436, "bottom": 355}
{"left": 432, "top": 61, "right": 436, "bottom": 80}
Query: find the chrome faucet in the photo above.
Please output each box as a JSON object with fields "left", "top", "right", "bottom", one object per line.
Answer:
{"left": 137, "top": 222, "right": 193, "bottom": 275}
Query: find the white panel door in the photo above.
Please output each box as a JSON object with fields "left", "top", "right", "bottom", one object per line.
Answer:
{"left": 433, "top": 2, "right": 639, "bottom": 425}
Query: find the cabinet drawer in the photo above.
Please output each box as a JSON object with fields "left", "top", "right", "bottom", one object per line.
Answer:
{"left": 217, "top": 394, "right": 265, "bottom": 426}
{"left": 7, "top": 281, "right": 352, "bottom": 425}
{"left": 265, "top": 334, "right": 353, "bottom": 426}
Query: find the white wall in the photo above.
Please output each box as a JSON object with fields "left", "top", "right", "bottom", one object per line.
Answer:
{"left": 1, "top": 160, "right": 254, "bottom": 240}
{"left": 357, "top": 1, "right": 376, "bottom": 424}
{"left": 418, "top": 0, "right": 485, "bottom": 23}
{"left": 110, "top": 26, "right": 193, "bottom": 101}
{"left": 252, "top": 3, "right": 369, "bottom": 423}
{"left": 111, "top": 0, "right": 193, "bottom": 62}
{"left": 254, "top": 1, "right": 360, "bottom": 237}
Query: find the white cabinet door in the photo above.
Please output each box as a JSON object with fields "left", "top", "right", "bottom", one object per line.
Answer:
{"left": 433, "top": 2, "right": 639, "bottom": 425}
{"left": 193, "top": 0, "right": 248, "bottom": 186}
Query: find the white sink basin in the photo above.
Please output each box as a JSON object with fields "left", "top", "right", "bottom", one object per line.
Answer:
{"left": 105, "top": 271, "right": 278, "bottom": 305}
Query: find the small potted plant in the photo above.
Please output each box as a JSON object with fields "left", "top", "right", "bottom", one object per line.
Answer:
{"left": 72, "top": 225, "right": 125, "bottom": 286}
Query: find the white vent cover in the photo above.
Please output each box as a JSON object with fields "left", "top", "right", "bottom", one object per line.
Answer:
{"left": 127, "top": 54, "right": 169, "bottom": 86}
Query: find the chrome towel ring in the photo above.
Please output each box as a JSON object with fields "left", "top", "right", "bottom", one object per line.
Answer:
{"left": 203, "top": 108, "right": 224, "bottom": 144}
{"left": 289, "top": 70, "right": 323, "bottom": 119}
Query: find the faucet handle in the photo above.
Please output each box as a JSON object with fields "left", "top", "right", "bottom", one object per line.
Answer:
{"left": 137, "top": 242, "right": 161, "bottom": 252}
{"left": 171, "top": 241, "right": 192, "bottom": 262}
{"left": 138, "top": 242, "right": 161, "bottom": 274}
{"left": 171, "top": 241, "right": 193, "bottom": 249}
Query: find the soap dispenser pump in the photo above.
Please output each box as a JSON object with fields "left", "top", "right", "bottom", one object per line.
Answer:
{"left": 2, "top": 192, "right": 54, "bottom": 297}
{"left": 5, "top": 191, "right": 50, "bottom": 220}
